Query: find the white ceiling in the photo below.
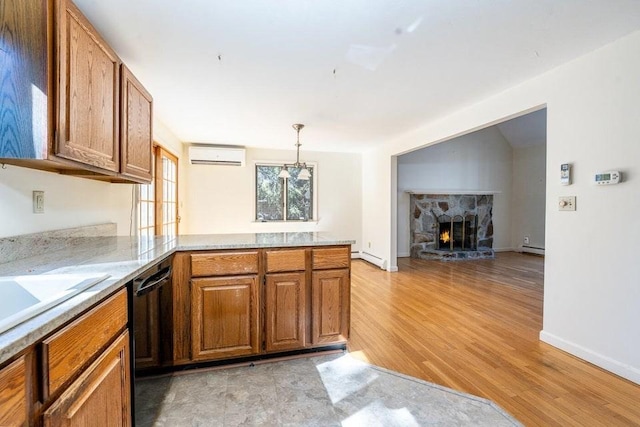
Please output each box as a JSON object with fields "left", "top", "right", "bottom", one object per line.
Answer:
{"left": 74, "top": 0, "right": 640, "bottom": 153}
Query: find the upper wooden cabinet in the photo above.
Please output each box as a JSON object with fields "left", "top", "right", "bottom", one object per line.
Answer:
{"left": 121, "top": 65, "right": 153, "bottom": 182}
{"left": 0, "top": 0, "right": 153, "bottom": 184}
{"left": 55, "top": 0, "right": 120, "bottom": 173}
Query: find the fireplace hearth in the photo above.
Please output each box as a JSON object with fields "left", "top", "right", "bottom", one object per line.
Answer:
{"left": 409, "top": 193, "right": 495, "bottom": 261}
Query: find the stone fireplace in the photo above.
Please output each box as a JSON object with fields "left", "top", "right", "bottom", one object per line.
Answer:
{"left": 410, "top": 193, "right": 495, "bottom": 261}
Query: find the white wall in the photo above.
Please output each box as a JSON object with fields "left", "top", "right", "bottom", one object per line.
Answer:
{"left": 0, "top": 118, "right": 184, "bottom": 238}
{"left": 182, "top": 147, "right": 362, "bottom": 252}
{"left": 0, "top": 165, "right": 133, "bottom": 238}
{"left": 511, "top": 144, "right": 546, "bottom": 249}
{"left": 362, "top": 30, "right": 640, "bottom": 383}
{"left": 396, "top": 127, "right": 513, "bottom": 256}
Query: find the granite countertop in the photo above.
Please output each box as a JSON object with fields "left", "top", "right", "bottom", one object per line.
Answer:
{"left": 0, "top": 232, "right": 354, "bottom": 365}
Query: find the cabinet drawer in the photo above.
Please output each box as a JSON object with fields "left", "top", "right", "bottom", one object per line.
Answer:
{"left": 265, "top": 249, "right": 306, "bottom": 273}
{"left": 43, "top": 289, "right": 127, "bottom": 398}
{"left": 191, "top": 252, "right": 259, "bottom": 277}
{"left": 312, "top": 247, "right": 350, "bottom": 270}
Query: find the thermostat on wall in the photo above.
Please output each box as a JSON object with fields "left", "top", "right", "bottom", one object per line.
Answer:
{"left": 594, "top": 171, "right": 620, "bottom": 185}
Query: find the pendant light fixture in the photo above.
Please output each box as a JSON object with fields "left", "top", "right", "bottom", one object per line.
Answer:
{"left": 278, "top": 124, "right": 311, "bottom": 180}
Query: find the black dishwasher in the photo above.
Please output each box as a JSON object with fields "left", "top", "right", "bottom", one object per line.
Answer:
{"left": 127, "top": 255, "right": 172, "bottom": 424}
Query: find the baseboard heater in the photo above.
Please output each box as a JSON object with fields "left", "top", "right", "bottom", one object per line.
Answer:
{"left": 522, "top": 245, "right": 545, "bottom": 255}
{"left": 359, "top": 251, "right": 387, "bottom": 270}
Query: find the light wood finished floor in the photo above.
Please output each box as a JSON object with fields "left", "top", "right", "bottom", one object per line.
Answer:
{"left": 348, "top": 253, "right": 640, "bottom": 426}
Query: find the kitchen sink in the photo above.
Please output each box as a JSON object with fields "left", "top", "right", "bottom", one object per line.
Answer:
{"left": 0, "top": 274, "right": 110, "bottom": 335}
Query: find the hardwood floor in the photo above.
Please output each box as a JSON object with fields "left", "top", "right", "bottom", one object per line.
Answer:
{"left": 348, "top": 253, "right": 640, "bottom": 426}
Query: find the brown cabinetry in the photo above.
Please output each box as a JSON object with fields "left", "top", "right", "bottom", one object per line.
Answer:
{"left": 55, "top": 0, "right": 120, "bottom": 173}
{"left": 0, "top": 287, "right": 131, "bottom": 426}
{"left": 0, "top": 355, "right": 29, "bottom": 426}
{"left": 0, "top": 0, "right": 152, "bottom": 183}
{"left": 168, "top": 246, "right": 350, "bottom": 366}
{"left": 189, "top": 250, "right": 261, "bottom": 361}
{"left": 43, "top": 331, "right": 131, "bottom": 427}
{"left": 311, "top": 269, "right": 350, "bottom": 344}
{"left": 120, "top": 65, "right": 153, "bottom": 182}
{"left": 191, "top": 276, "right": 260, "bottom": 360}
{"left": 265, "top": 272, "right": 306, "bottom": 352}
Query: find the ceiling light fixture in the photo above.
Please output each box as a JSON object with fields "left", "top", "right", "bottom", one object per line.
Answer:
{"left": 278, "top": 124, "right": 311, "bottom": 180}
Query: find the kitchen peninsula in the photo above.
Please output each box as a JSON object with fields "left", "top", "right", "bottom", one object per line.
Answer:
{"left": 0, "top": 232, "right": 353, "bottom": 425}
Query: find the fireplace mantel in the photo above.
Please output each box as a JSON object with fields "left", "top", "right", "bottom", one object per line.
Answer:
{"left": 405, "top": 189, "right": 501, "bottom": 195}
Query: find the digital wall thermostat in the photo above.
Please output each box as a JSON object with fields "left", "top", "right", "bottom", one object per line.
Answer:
{"left": 560, "top": 163, "right": 571, "bottom": 185}
{"left": 594, "top": 171, "right": 620, "bottom": 185}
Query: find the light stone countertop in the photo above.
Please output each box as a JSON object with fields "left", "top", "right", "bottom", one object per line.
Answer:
{"left": 0, "top": 232, "right": 354, "bottom": 366}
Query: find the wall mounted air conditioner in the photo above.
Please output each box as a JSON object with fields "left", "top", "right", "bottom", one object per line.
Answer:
{"left": 188, "top": 146, "right": 245, "bottom": 166}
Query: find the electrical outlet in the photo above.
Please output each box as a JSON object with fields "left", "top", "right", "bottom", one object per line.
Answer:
{"left": 524, "top": 236, "right": 530, "bottom": 245}
{"left": 558, "top": 196, "right": 576, "bottom": 211}
{"left": 33, "top": 191, "right": 44, "bottom": 214}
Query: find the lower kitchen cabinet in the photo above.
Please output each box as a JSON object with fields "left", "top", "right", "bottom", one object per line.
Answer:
{"left": 0, "top": 354, "right": 28, "bottom": 426}
{"left": 42, "top": 331, "right": 131, "bottom": 427}
{"left": 191, "top": 276, "right": 260, "bottom": 361}
{"left": 265, "top": 272, "right": 306, "bottom": 352}
{"left": 311, "top": 269, "right": 350, "bottom": 345}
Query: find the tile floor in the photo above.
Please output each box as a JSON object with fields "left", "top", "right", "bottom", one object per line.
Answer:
{"left": 135, "top": 352, "right": 521, "bottom": 426}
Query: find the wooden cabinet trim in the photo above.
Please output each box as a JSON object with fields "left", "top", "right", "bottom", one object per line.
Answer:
{"left": 265, "top": 249, "right": 306, "bottom": 273}
{"left": 42, "top": 288, "right": 127, "bottom": 399}
{"left": 312, "top": 247, "right": 350, "bottom": 270}
{"left": 191, "top": 251, "right": 259, "bottom": 277}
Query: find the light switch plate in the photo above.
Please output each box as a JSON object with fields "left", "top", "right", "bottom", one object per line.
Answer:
{"left": 558, "top": 196, "right": 576, "bottom": 211}
{"left": 33, "top": 191, "right": 44, "bottom": 214}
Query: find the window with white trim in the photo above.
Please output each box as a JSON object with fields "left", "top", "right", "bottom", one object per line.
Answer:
{"left": 255, "top": 164, "right": 316, "bottom": 221}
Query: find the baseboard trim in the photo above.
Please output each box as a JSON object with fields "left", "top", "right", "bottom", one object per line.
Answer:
{"left": 540, "top": 330, "right": 640, "bottom": 385}
{"left": 397, "top": 252, "right": 410, "bottom": 258}
{"left": 493, "top": 247, "right": 514, "bottom": 253}
{"left": 521, "top": 245, "right": 545, "bottom": 255}
{"left": 360, "top": 251, "right": 387, "bottom": 270}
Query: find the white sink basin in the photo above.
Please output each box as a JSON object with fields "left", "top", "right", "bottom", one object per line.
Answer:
{"left": 0, "top": 274, "right": 110, "bottom": 335}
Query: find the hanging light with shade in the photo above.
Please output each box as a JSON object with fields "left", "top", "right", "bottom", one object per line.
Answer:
{"left": 278, "top": 124, "right": 311, "bottom": 180}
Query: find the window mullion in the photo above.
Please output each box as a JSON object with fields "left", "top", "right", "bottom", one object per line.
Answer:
{"left": 283, "top": 177, "right": 288, "bottom": 222}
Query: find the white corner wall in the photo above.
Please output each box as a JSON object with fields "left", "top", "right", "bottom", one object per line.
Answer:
{"left": 182, "top": 147, "right": 362, "bottom": 252}
{"left": 511, "top": 144, "right": 546, "bottom": 250}
{"left": 362, "top": 30, "right": 640, "bottom": 383}
{"left": 397, "top": 127, "right": 513, "bottom": 256}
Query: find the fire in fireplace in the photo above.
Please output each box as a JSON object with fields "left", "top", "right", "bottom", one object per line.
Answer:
{"left": 436, "top": 214, "right": 478, "bottom": 251}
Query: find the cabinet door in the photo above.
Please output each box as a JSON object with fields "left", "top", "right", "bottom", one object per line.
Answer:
{"left": 265, "top": 273, "right": 305, "bottom": 352}
{"left": 55, "top": 0, "right": 120, "bottom": 172}
{"left": 0, "top": 355, "right": 28, "bottom": 426}
{"left": 311, "top": 269, "right": 350, "bottom": 345}
{"left": 191, "top": 276, "right": 260, "bottom": 361}
{"left": 43, "top": 331, "right": 131, "bottom": 427}
{"left": 120, "top": 65, "right": 152, "bottom": 183}
{"left": 133, "top": 290, "right": 160, "bottom": 370}
{"left": 0, "top": 0, "right": 48, "bottom": 160}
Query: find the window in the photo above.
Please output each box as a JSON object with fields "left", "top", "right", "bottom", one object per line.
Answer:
{"left": 138, "top": 146, "right": 179, "bottom": 237}
{"left": 255, "top": 164, "right": 315, "bottom": 221}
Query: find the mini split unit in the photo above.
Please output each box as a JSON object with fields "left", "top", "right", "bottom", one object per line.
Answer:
{"left": 188, "top": 145, "right": 246, "bottom": 166}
